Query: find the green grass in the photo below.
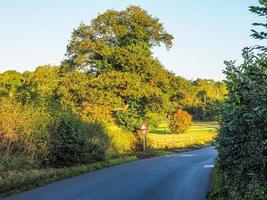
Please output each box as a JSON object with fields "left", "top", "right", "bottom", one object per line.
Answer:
{"left": 0, "top": 156, "right": 137, "bottom": 197}
{"left": 147, "top": 121, "right": 218, "bottom": 149}
{"left": 209, "top": 163, "right": 227, "bottom": 200}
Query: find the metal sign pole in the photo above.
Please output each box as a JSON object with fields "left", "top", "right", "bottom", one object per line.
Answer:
{"left": 143, "top": 130, "right": 146, "bottom": 151}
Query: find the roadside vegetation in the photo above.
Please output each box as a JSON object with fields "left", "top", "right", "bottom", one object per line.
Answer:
{"left": 169, "top": 110, "right": 192, "bottom": 134}
{"left": 0, "top": 5, "right": 224, "bottom": 197}
{"left": 0, "top": 156, "right": 137, "bottom": 197}
{"left": 210, "top": 1, "right": 267, "bottom": 199}
{"left": 0, "top": 120, "right": 217, "bottom": 197}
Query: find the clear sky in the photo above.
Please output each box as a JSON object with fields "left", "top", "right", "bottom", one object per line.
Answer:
{"left": 0, "top": 0, "right": 262, "bottom": 80}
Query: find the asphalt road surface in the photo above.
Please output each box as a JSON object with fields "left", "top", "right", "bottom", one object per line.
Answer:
{"left": 5, "top": 147, "right": 217, "bottom": 200}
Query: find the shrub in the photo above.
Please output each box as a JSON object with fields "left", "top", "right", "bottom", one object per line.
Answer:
{"left": 47, "top": 112, "right": 105, "bottom": 167}
{"left": 0, "top": 97, "right": 107, "bottom": 168}
{"left": 0, "top": 97, "right": 26, "bottom": 157}
{"left": 83, "top": 121, "right": 109, "bottom": 151}
{"left": 216, "top": 49, "right": 267, "bottom": 199}
{"left": 0, "top": 98, "right": 51, "bottom": 160}
{"left": 106, "top": 124, "right": 136, "bottom": 157}
{"left": 21, "top": 104, "right": 52, "bottom": 161}
{"left": 169, "top": 110, "right": 192, "bottom": 134}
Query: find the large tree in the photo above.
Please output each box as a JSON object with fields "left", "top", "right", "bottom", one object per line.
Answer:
{"left": 61, "top": 6, "right": 175, "bottom": 130}
{"left": 64, "top": 5, "right": 173, "bottom": 78}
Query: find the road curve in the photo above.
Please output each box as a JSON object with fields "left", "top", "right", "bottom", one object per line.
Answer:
{"left": 5, "top": 147, "right": 217, "bottom": 200}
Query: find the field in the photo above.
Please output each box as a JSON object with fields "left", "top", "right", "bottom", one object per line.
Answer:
{"left": 147, "top": 121, "right": 218, "bottom": 149}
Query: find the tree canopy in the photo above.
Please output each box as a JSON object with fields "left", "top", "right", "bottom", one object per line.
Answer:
{"left": 64, "top": 5, "right": 173, "bottom": 76}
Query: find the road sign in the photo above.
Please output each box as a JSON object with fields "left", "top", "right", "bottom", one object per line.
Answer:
{"left": 141, "top": 123, "right": 148, "bottom": 131}
{"left": 141, "top": 123, "right": 148, "bottom": 151}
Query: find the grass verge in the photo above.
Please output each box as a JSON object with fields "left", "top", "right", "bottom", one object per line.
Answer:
{"left": 209, "top": 163, "right": 227, "bottom": 200}
{"left": 0, "top": 156, "right": 137, "bottom": 197}
{"left": 1, "top": 143, "right": 212, "bottom": 198}
{"left": 1, "top": 121, "right": 217, "bottom": 198}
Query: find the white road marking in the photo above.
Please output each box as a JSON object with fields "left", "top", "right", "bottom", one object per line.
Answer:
{"left": 203, "top": 164, "right": 214, "bottom": 168}
{"left": 178, "top": 154, "right": 196, "bottom": 157}
{"left": 164, "top": 154, "right": 196, "bottom": 158}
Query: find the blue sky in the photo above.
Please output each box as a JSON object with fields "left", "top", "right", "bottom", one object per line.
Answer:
{"left": 0, "top": 0, "right": 262, "bottom": 80}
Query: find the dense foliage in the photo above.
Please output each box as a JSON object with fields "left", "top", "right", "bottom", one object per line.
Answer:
{"left": 64, "top": 5, "right": 173, "bottom": 74}
{"left": 215, "top": 49, "right": 267, "bottom": 200}
{"left": 47, "top": 112, "right": 105, "bottom": 167}
{"left": 169, "top": 110, "right": 192, "bottom": 134}
{"left": 0, "top": 6, "right": 226, "bottom": 173}
{"left": 213, "top": 1, "right": 267, "bottom": 199}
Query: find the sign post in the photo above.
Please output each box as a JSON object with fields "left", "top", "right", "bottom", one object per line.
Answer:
{"left": 141, "top": 123, "right": 148, "bottom": 151}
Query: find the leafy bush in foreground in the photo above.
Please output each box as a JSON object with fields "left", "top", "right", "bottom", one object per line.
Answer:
{"left": 215, "top": 49, "right": 267, "bottom": 200}
{"left": 47, "top": 112, "right": 105, "bottom": 167}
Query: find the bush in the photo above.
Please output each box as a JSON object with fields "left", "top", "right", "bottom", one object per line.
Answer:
{"left": 47, "top": 112, "right": 105, "bottom": 167}
{"left": 0, "top": 98, "right": 51, "bottom": 160}
{"left": 106, "top": 124, "right": 136, "bottom": 157}
{"left": 84, "top": 121, "right": 109, "bottom": 151}
{"left": 0, "top": 97, "right": 26, "bottom": 157}
{"left": 215, "top": 49, "right": 267, "bottom": 199}
{"left": 169, "top": 110, "right": 192, "bottom": 134}
{"left": 0, "top": 97, "right": 107, "bottom": 168}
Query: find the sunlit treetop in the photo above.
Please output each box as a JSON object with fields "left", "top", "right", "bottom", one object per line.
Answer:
{"left": 64, "top": 5, "right": 173, "bottom": 74}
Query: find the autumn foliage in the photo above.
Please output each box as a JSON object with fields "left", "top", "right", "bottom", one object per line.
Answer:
{"left": 169, "top": 110, "right": 192, "bottom": 134}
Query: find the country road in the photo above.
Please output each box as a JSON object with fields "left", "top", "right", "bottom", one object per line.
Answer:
{"left": 5, "top": 147, "right": 217, "bottom": 200}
